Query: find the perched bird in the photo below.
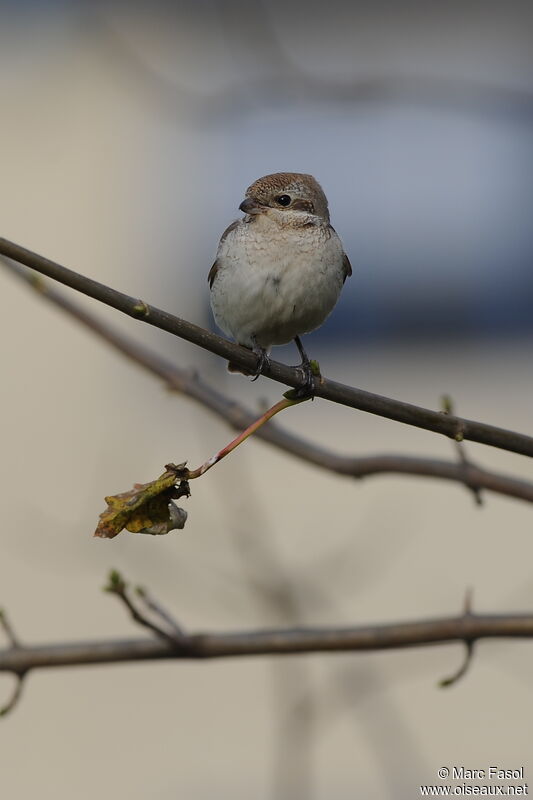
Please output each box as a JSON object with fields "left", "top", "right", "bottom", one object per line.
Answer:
{"left": 209, "top": 172, "right": 351, "bottom": 393}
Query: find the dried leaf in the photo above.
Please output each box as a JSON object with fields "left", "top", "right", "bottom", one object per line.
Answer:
{"left": 138, "top": 500, "right": 188, "bottom": 535}
{"left": 94, "top": 468, "right": 189, "bottom": 539}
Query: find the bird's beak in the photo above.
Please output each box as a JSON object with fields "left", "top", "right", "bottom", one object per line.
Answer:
{"left": 239, "top": 197, "right": 263, "bottom": 215}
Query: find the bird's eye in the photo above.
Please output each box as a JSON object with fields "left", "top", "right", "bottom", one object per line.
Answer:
{"left": 275, "top": 194, "right": 292, "bottom": 207}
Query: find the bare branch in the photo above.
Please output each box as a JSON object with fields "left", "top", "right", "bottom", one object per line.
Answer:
{"left": 1, "top": 239, "right": 532, "bottom": 458}
{"left": 0, "top": 583, "right": 527, "bottom": 715}
{"left": 2, "top": 612, "right": 533, "bottom": 676}
{"left": 3, "top": 258, "right": 533, "bottom": 506}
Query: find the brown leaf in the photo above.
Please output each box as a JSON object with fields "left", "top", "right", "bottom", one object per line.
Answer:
{"left": 94, "top": 468, "right": 189, "bottom": 539}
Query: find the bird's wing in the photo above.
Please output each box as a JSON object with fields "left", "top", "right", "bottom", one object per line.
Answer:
{"left": 342, "top": 252, "right": 353, "bottom": 282}
{"left": 208, "top": 220, "right": 239, "bottom": 288}
{"left": 328, "top": 225, "right": 352, "bottom": 282}
{"left": 207, "top": 261, "right": 219, "bottom": 289}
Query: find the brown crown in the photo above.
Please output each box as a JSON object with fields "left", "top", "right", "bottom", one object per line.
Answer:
{"left": 245, "top": 172, "right": 329, "bottom": 221}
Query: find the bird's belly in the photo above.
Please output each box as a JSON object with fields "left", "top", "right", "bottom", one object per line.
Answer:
{"left": 254, "top": 267, "right": 340, "bottom": 346}
{"left": 211, "top": 243, "right": 344, "bottom": 348}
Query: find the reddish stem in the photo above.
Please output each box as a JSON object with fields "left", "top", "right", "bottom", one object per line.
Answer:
{"left": 187, "top": 395, "right": 309, "bottom": 479}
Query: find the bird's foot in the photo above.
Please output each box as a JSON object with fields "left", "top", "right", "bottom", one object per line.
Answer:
{"left": 292, "top": 336, "right": 320, "bottom": 398}
{"left": 250, "top": 339, "right": 271, "bottom": 381}
{"left": 294, "top": 359, "right": 318, "bottom": 398}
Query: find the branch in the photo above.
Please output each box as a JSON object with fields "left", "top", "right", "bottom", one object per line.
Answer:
{"left": 0, "top": 577, "right": 529, "bottom": 713}
{"left": 3, "top": 257, "right": 533, "bottom": 506}
{"left": 2, "top": 612, "right": 533, "bottom": 673}
{"left": 1, "top": 237, "right": 532, "bottom": 458}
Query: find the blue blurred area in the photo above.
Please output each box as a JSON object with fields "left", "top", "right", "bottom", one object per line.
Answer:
{"left": 1, "top": 0, "right": 532, "bottom": 342}
{"left": 185, "top": 0, "right": 533, "bottom": 343}
{"left": 225, "top": 105, "right": 533, "bottom": 342}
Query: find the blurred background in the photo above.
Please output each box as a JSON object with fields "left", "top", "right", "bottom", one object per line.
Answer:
{"left": 1, "top": 1, "right": 533, "bottom": 798}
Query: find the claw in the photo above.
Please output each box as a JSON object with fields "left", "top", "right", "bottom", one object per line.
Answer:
{"left": 250, "top": 337, "right": 271, "bottom": 381}
{"left": 293, "top": 336, "right": 318, "bottom": 398}
{"left": 295, "top": 362, "right": 316, "bottom": 397}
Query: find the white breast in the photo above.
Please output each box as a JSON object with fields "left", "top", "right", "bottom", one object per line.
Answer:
{"left": 210, "top": 215, "right": 346, "bottom": 349}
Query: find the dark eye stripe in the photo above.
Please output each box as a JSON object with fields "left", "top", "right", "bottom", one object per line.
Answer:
{"left": 291, "top": 199, "right": 314, "bottom": 213}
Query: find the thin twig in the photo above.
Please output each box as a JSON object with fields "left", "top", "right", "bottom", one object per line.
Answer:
{"left": 104, "top": 571, "right": 182, "bottom": 648}
{"left": 3, "top": 258, "right": 533, "bottom": 506}
{"left": 185, "top": 395, "right": 309, "bottom": 479}
{"left": 135, "top": 586, "right": 185, "bottom": 637}
{"left": 1, "top": 239, "right": 532, "bottom": 457}
{"left": 442, "top": 395, "right": 484, "bottom": 506}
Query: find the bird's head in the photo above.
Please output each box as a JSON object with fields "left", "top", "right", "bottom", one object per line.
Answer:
{"left": 239, "top": 172, "right": 330, "bottom": 226}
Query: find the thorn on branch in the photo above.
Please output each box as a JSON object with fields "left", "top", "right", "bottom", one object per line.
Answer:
{"left": 439, "top": 587, "right": 476, "bottom": 688}
{"left": 439, "top": 641, "right": 475, "bottom": 688}
{"left": 463, "top": 586, "right": 474, "bottom": 615}
{"left": 0, "top": 609, "right": 27, "bottom": 717}
{"left": 0, "top": 674, "right": 26, "bottom": 717}
{"left": 0, "top": 608, "right": 20, "bottom": 648}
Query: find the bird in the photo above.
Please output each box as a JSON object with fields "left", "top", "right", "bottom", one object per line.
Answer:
{"left": 208, "top": 172, "right": 352, "bottom": 394}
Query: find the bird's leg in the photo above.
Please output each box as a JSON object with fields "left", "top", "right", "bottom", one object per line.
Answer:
{"left": 293, "top": 335, "right": 317, "bottom": 397}
{"left": 250, "top": 336, "right": 271, "bottom": 381}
